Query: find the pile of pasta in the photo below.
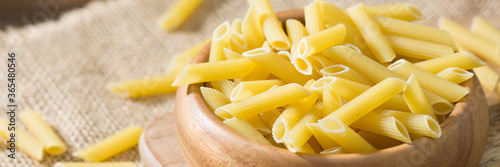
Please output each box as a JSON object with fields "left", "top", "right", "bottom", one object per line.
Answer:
{"left": 172, "top": 0, "right": 487, "bottom": 154}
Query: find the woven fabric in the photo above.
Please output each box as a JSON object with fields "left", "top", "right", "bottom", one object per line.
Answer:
{"left": 0, "top": 0, "right": 499, "bottom": 166}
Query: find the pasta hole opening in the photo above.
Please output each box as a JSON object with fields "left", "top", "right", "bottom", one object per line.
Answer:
{"left": 284, "top": 142, "right": 298, "bottom": 153}
{"left": 319, "top": 118, "right": 345, "bottom": 133}
{"left": 298, "top": 39, "right": 307, "bottom": 56}
{"left": 215, "top": 109, "right": 234, "bottom": 119}
{"left": 461, "top": 51, "right": 486, "bottom": 65}
{"left": 394, "top": 119, "right": 411, "bottom": 143}
{"left": 230, "top": 86, "right": 242, "bottom": 101}
{"left": 427, "top": 117, "right": 442, "bottom": 137}
{"left": 432, "top": 102, "right": 453, "bottom": 115}
{"left": 47, "top": 146, "right": 65, "bottom": 155}
{"left": 106, "top": 82, "right": 131, "bottom": 98}
{"left": 243, "top": 48, "right": 268, "bottom": 57}
{"left": 405, "top": 4, "right": 423, "bottom": 19}
{"left": 271, "top": 41, "right": 290, "bottom": 50}
{"left": 172, "top": 66, "right": 189, "bottom": 86}
{"left": 320, "top": 147, "right": 345, "bottom": 154}
{"left": 294, "top": 57, "right": 312, "bottom": 75}
{"left": 231, "top": 34, "right": 246, "bottom": 47}
{"left": 272, "top": 120, "right": 287, "bottom": 142}
{"left": 387, "top": 59, "right": 406, "bottom": 70}
{"left": 214, "top": 22, "right": 231, "bottom": 41}
{"left": 451, "top": 68, "right": 470, "bottom": 75}
{"left": 311, "top": 77, "right": 336, "bottom": 91}
{"left": 321, "top": 65, "right": 348, "bottom": 76}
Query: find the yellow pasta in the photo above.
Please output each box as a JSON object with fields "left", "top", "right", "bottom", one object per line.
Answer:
{"left": 0, "top": 119, "right": 44, "bottom": 161}
{"left": 322, "top": 2, "right": 354, "bottom": 26}
{"left": 247, "top": 0, "right": 276, "bottom": 23}
{"left": 306, "top": 123, "right": 340, "bottom": 150}
{"left": 215, "top": 83, "right": 311, "bottom": 120}
{"left": 283, "top": 102, "right": 323, "bottom": 152}
{"left": 223, "top": 118, "right": 271, "bottom": 145}
{"left": 19, "top": 110, "right": 66, "bottom": 155}
{"left": 247, "top": 115, "right": 272, "bottom": 135}
{"left": 423, "top": 89, "right": 454, "bottom": 115}
{"left": 365, "top": 3, "right": 423, "bottom": 21}
{"left": 319, "top": 118, "right": 377, "bottom": 153}
{"left": 388, "top": 59, "right": 469, "bottom": 102}
{"left": 73, "top": 126, "right": 143, "bottom": 162}
{"left": 320, "top": 64, "right": 374, "bottom": 86}
{"left": 297, "top": 24, "right": 346, "bottom": 59}
{"left": 322, "top": 85, "right": 344, "bottom": 117}
{"left": 54, "top": 162, "right": 136, "bottom": 167}
{"left": 157, "top": 0, "right": 203, "bottom": 31}
{"left": 209, "top": 21, "right": 231, "bottom": 62}
{"left": 259, "top": 109, "right": 281, "bottom": 128}
{"left": 263, "top": 17, "right": 291, "bottom": 50}
{"left": 309, "top": 54, "right": 335, "bottom": 74}
{"left": 172, "top": 58, "right": 256, "bottom": 86}
{"left": 307, "top": 137, "right": 323, "bottom": 153}
{"left": 387, "top": 35, "right": 455, "bottom": 60}
{"left": 471, "top": 16, "right": 500, "bottom": 45}
{"left": 211, "top": 79, "right": 237, "bottom": 98}
{"left": 265, "top": 134, "right": 287, "bottom": 148}
{"left": 357, "top": 130, "right": 403, "bottom": 150}
{"left": 414, "top": 51, "right": 485, "bottom": 74}
{"left": 474, "top": 66, "right": 500, "bottom": 94}
{"left": 322, "top": 77, "right": 407, "bottom": 125}
{"left": 231, "top": 79, "right": 285, "bottom": 102}
{"left": 320, "top": 147, "right": 347, "bottom": 154}
{"left": 439, "top": 17, "right": 500, "bottom": 66}
{"left": 374, "top": 15, "right": 458, "bottom": 51}
{"left": 326, "top": 23, "right": 376, "bottom": 60}
{"left": 231, "top": 18, "right": 243, "bottom": 35}
{"left": 200, "top": 87, "right": 231, "bottom": 112}
{"left": 286, "top": 19, "right": 309, "bottom": 56}
{"left": 436, "top": 67, "right": 474, "bottom": 84}
{"left": 230, "top": 33, "right": 247, "bottom": 54}
{"left": 291, "top": 56, "right": 323, "bottom": 78}
{"left": 403, "top": 74, "right": 438, "bottom": 121}
{"left": 376, "top": 110, "right": 442, "bottom": 138}
{"left": 277, "top": 50, "right": 293, "bottom": 62}
{"left": 223, "top": 48, "right": 244, "bottom": 60}
{"left": 347, "top": 3, "right": 396, "bottom": 63}
{"left": 242, "top": 48, "right": 312, "bottom": 85}
{"left": 304, "top": 0, "right": 325, "bottom": 35}
{"left": 350, "top": 112, "right": 411, "bottom": 143}
{"left": 242, "top": 5, "right": 266, "bottom": 49}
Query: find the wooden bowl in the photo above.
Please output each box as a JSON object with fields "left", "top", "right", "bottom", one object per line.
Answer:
{"left": 174, "top": 9, "right": 489, "bottom": 167}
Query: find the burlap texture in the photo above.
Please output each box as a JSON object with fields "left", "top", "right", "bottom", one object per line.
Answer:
{"left": 0, "top": 0, "right": 499, "bottom": 166}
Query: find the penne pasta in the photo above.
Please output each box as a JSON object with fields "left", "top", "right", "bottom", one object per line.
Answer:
{"left": 387, "top": 35, "right": 455, "bottom": 60}
{"left": 320, "top": 147, "right": 347, "bottom": 154}
{"left": 326, "top": 23, "right": 376, "bottom": 60}
{"left": 260, "top": 109, "right": 282, "bottom": 128}
{"left": 436, "top": 67, "right": 474, "bottom": 84}
{"left": 309, "top": 54, "right": 335, "bottom": 74}
{"left": 322, "top": 85, "right": 344, "bottom": 117}
{"left": 423, "top": 89, "right": 454, "bottom": 115}
{"left": 320, "top": 64, "right": 374, "bottom": 86}
{"left": 322, "top": 2, "right": 354, "bottom": 26}
{"left": 231, "top": 79, "right": 285, "bottom": 102}
{"left": 319, "top": 118, "right": 377, "bottom": 153}
{"left": 376, "top": 110, "right": 442, "bottom": 138}
{"left": 223, "top": 118, "right": 271, "bottom": 145}
{"left": 304, "top": 0, "right": 325, "bottom": 35}
{"left": 306, "top": 123, "right": 340, "bottom": 150}
{"left": 403, "top": 74, "right": 438, "bottom": 121}
{"left": 357, "top": 130, "right": 403, "bottom": 150}
{"left": 414, "top": 52, "right": 485, "bottom": 74}
{"left": 223, "top": 48, "right": 244, "bottom": 60}
{"left": 262, "top": 17, "right": 291, "bottom": 51}
{"left": 365, "top": 3, "right": 423, "bottom": 21}
{"left": 283, "top": 102, "right": 323, "bottom": 152}
{"left": 54, "top": 162, "right": 136, "bottom": 167}
{"left": 157, "top": 0, "right": 203, "bottom": 31}
{"left": 388, "top": 59, "right": 469, "bottom": 102}
{"left": 0, "top": 119, "right": 44, "bottom": 161}
{"left": 231, "top": 18, "right": 243, "bottom": 35}
{"left": 292, "top": 56, "right": 323, "bottom": 78}
{"left": 209, "top": 21, "right": 231, "bottom": 62}
{"left": 200, "top": 87, "right": 231, "bottom": 112}
{"left": 350, "top": 112, "right": 411, "bottom": 143}
{"left": 211, "top": 79, "right": 237, "bottom": 98}
{"left": 471, "top": 16, "right": 500, "bottom": 45}
{"left": 242, "top": 5, "right": 266, "bottom": 49}
{"left": 229, "top": 33, "right": 247, "bottom": 54}
{"left": 73, "top": 126, "right": 143, "bottom": 162}
{"left": 19, "top": 110, "right": 66, "bottom": 155}
{"left": 474, "top": 66, "right": 500, "bottom": 94}
{"left": 265, "top": 134, "right": 287, "bottom": 148}
{"left": 347, "top": 3, "right": 396, "bottom": 63}
{"left": 298, "top": 24, "right": 346, "bottom": 59}
{"left": 247, "top": 115, "right": 272, "bottom": 135}
{"left": 172, "top": 58, "right": 256, "bottom": 86}
{"left": 286, "top": 19, "right": 309, "bottom": 56}
{"left": 247, "top": 0, "right": 276, "bottom": 23}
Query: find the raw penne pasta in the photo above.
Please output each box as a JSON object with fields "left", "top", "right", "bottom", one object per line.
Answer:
{"left": 200, "top": 87, "right": 231, "bottom": 112}
{"left": 347, "top": 3, "right": 396, "bottom": 63}
{"left": 322, "top": 85, "right": 344, "bottom": 117}
{"left": 264, "top": 134, "right": 287, "bottom": 148}
{"left": 231, "top": 18, "right": 243, "bottom": 35}
{"left": 247, "top": 115, "right": 272, "bottom": 135}
{"left": 326, "top": 23, "right": 376, "bottom": 60}
{"left": 0, "top": 119, "right": 44, "bottom": 161}
{"left": 209, "top": 21, "right": 231, "bottom": 62}
{"left": 242, "top": 5, "right": 266, "bottom": 49}
{"left": 242, "top": 48, "right": 312, "bottom": 85}
{"left": 262, "top": 17, "right": 291, "bottom": 50}
{"left": 223, "top": 118, "right": 271, "bottom": 145}
{"left": 223, "top": 48, "right": 244, "bottom": 60}
{"left": 19, "top": 110, "right": 66, "bottom": 155}
{"left": 319, "top": 118, "right": 377, "bottom": 153}
{"left": 73, "top": 126, "right": 143, "bottom": 162}
{"left": 320, "top": 147, "right": 347, "bottom": 154}
{"left": 292, "top": 56, "right": 323, "bottom": 78}
{"left": 471, "top": 16, "right": 500, "bottom": 45}
{"left": 322, "top": 78, "right": 407, "bottom": 125}
{"left": 474, "top": 66, "right": 500, "bottom": 93}
{"left": 322, "top": 2, "right": 354, "bottom": 26}
{"left": 54, "top": 162, "right": 136, "bottom": 167}
{"left": 376, "top": 110, "right": 442, "bottom": 138}
{"left": 439, "top": 17, "right": 500, "bottom": 66}
{"left": 388, "top": 59, "right": 469, "bottom": 102}
{"left": 357, "top": 130, "right": 403, "bottom": 150}
{"left": 304, "top": 0, "right": 325, "bottom": 35}
{"left": 365, "top": 3, "right": 423, "bottom": 21}
{"left": 309, "top": 54, "right": 335, "bottom": 74}
{"left": 350, "top": 112, "right": 411, "bottom": 143}
{"left": 436, "top": 67, "right": 474, "bottom": 84}
{"left": 320, "top": 64, "right": 374, "bottom": 86}
{"left": 247, "top": 0, "right": 276, "bottom": 23}
{"left": 172, "top": 58, "right": 256, "bottom": 86}
{"left": 260, "top": 109, "right": 281, "bottom": 128}
{"left": 414, "top": 52, "right": 485, "bottom": 74}
{"left": 211, "top": 79, "right": 237, "bottom": 98}
{"left": 283, "top": 102, "right": 323, "bottom": 152}
{"left": 230, "top": 33, "right": 247, "bottom": 54}
{"left": 306, "top": 123, "right": 340, "bottom": 150}
{"left": 374, "top": 15, "right": 458, "bottom": 51}
{"left": 216, "top": 83, "right": 311, "bottom": 120}
{"left": 387, "top": 35, "right": 454, "bottom": 60}
{"left": 242, "top": 65, "right": 271, "bottom": 81}
{"left": 231, "top": 79, "right": 285, "bottom": 102}
{"left": 298, "top": 24, "right": 346, "bottom": 59}
{"left": 403, "top": 74, "right": 438, "bottom": 121}
{"left": 157, "top": 0, "right": 203, "bottom": 31}
{"left": 277, "top": 50, "right": 293, "bottom": 61}
{"left": 286, "top": 19, "right": 309, "bottom": 55}
{"left": 423, "top": 89, "right": 454, "bottom": 115}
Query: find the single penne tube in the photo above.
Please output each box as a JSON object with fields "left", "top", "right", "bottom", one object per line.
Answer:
{"left": 423, "top": 89, "right": 454, "bottom": 115}
{"left": 374, "top": 15, "right": 457, "bottom": 51}
{"left": 319, "top": 118, "right": 377, "bottom": 153}
{"left": 259, "top": 109, "right": 281, "bottom": 128}
{"left": 387, "top": 35, "right": 455, "bottom": 60}
{"left": 211, "top": 79, "right": 237, "bottom": 98}
{"left": 247, "top": 0, "right": 276, "bottom": 23}
{"left": 215, "top": 83, "right": 311, "bottom": 120}
{"left": 242, "top": 5, "right": 265, "bottom": 49}
{"left": 347, "top": 3, "right": 396, "bottom": 63}
{"left": 172, "top": 58, "right": 256, "bottom": 86}
{"left": 357, "top": 130, "right": 403, "bottom": 150}
{"left": 403, "top": 74, "right": 438, "bottom": 121}
{"left": 277, "top": 50, "right": 293, "bottom": 62}
{"left": 471, "top": 16, "right": 500, "bottom": 45}
{"left": 320, "top": 64, "right": 374, "bottom": 86}
{"left": 242, "top": 48, "right": 312, "bottom": 85}
{"left": 350, "top": 112, "right": 411, "bottom": 143}
{"left": 231, "top": 79, "right": 285, "bottom": 102}
{"left": 306, "top": 123, "right": 341, "bottom": 150}
{"left": 200, "top": 87, "right": 231, "bottom": 112}
{"left": 223, "top": 118, "right": 271, "bottom": 145}
{"left": 325, "top": 23, "right": 376, "bottom": 60}
{"left": 439, "top": 17, "right": 500, "bottom": 66}
{"left": 286, "top": 19, "right": 309, "bottom": 56}
{"left": 304, "top": 0, "right": 325, "bottom": 35}
{"left": 376, "top": 110, "right": 442, "bottom": 138}
{"left": 272, "top": 80, "right": 318, "bottom": 143}
{"left": 231, "top": 18, "right": 243, "bottom": 35}
{"left": 320, "top": 147, "right": 348, "bottom": 154}
{"left": 209, "top": 21, "right": 231, "bottom": 62}
{"left": 298, "top": 24, "right": 346, "bottom": 59}
{"left": 322, "top": 85, "right": 344, "bottom": 117}
{"left": 309, "top": 54, "right": 335, "bottom": 74}
{"left": 322, "top": 78, "right": 407, "bottom": 125}
{"left": 283, "top": 102, "right": 323, "bottom": 152}
{"left": 229, "top": 32, "right": 247, "bottom": 54}
{"left": 242, "top": 64, "right": 271, "bottom": 81}
{"left": 73, "top": 126, "right": 143, "bottom": 162}
{"left": 322, "top": 2, "right": 354, "bottom": 26}
{"left": 436, "top": 67, "right": 474, "bottom": 84}
{"left": 19, "top": 110, "right": 66, "bottom": 155}
{"left": 292, "top": 56, "right": 323, "bottom": 78}
{"left": 247, "top": 115, "right": 272, "bottom": 135}
{"left": 365, "top": 3, "right": 423, "bottom": 21}
{"left": 414, "top": 51, "right": 485, "bottom": 74}
{"left": 388, "top": 59, "right": 469, "bottom": 102}
{"left": 473, "top": 66, "right": 499, "bottom": 93}
{"left": 223, "top": 48, "right": 244, "bottom": 60}
{"left": 0, "top": 119, "right": 44, "bottom": 161}
{"left": 157, "top": 0, "right": 203, "bottom": 31}
{"left": 262, "top": 17, "right": 291, "bottom": 50}
{"left": 54, "top": 162, "right": 136, "bottom": 167}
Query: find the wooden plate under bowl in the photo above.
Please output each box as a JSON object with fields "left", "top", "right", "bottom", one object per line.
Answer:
{"left": 140, "top": 9, "right": 489, "bottom": 167}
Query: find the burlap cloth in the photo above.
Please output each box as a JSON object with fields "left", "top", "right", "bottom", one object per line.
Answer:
{"left": 0, "top": 0, "right": 499, "bottom": 166}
